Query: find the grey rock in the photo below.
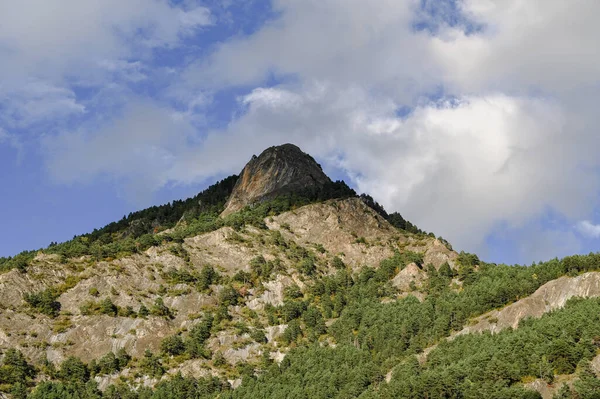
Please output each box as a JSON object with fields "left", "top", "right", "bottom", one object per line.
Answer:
{"left": 221, "top": 144, "right": 331, "bottom": 216}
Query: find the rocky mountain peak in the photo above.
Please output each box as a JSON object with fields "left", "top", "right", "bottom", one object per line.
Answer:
{"left": 221, "top": 144, "right": 331, "bottom": 216}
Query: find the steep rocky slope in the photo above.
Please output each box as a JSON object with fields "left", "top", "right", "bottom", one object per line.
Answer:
{"left": 221, "top": 144, "right": 331, "bottom": 216}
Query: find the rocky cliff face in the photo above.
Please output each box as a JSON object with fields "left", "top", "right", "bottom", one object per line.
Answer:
{"left": 221, "top": 144, "right": 331, "bottom": 217}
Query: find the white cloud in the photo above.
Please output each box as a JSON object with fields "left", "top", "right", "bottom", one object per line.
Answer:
{"left": 178, "top": 6, "right": 213, "bottom": 34}
{"left": 0, "top": 81, "right": 85, "bottom": 129}
{"left": 0, "top": 0, "right": 212, "bottom": 85}
{"left": 98, "top": 60, "right": 147, "bottom": 83}
{"left": 0, "top": 0, "right": 212, "bottom": 137}
{"left": 44, "top": 99, "right": 197, "bottom": 203}
{"left": 576, "top": 221, "right": 600, "bottom": 239}
{"left": 433, "top": 0, "right": 600, "bottom": 95}
{"left": 186, "top": 0, "right": 437, "bottom": 103}
{"left": 194, "top": 0, "right": 600, "bottom": 102}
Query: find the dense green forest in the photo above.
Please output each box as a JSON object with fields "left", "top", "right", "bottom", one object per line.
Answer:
{"left": 231, "top": 298, "right": 600, "bottom": 399}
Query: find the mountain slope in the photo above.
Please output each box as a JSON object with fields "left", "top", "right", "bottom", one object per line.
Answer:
{"left": 1, "top": 144, "right": 600, "bottom": 399}
{"left": 0, "top": 198, "right": 439, "bottom": 364}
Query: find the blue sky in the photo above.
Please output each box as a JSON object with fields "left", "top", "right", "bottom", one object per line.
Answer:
{"left": 1, "top": 0, "right": 600, "bottom": 265}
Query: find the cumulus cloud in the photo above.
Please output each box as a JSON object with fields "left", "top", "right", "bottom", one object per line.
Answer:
{"left": 186, "top": 0, "right": 438, "bottom": 102}
{"left": 44, "top": 99, "right": 197, "bottom": 203}
{"left": 0, "top": 0, "right": 212, "bottom": 84}
{"left": 576, "top": 221, "right": 600, "bottom": 239}
{"left": 433, "top": 0, "right": 600, "bottom": 95}
{"left": 0, "top": 0, "right": 212, "bottom": 138}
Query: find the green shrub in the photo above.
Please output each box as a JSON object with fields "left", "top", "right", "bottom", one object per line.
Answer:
{"left": 331, "top": 256, "right": 345, "bottom": 270}
{"left": 139, "top": 350, "right": 165, "bottom": 378}
{"left": 162, "top": 267, "right": 198, "bottom": 285}
{"left": 99, "top": 298, "right": 118, "bottom": 316}
{"left": 0, "top": 251, "right": 36, "bottom": 273}
{"left": 297, "top": 258, "right": 316, "bottom": 275}
{"left": 23, "top": 289, "right": 61, "bottom": 318}
{"left": 198, "top": 265, "right": 219, "bottom": 291}
{"left": 213, "top": 352, "right": 227, "bottom": 367}
{"left": 250, "top": 255, "right": 274, "bottom": 278}
{"left": 284, "top": 285, "right": 303, "bottom": 300}
{"left": 99, "top": 353, "right": 119, "bottom": 375}
{"left": 185, "top": 315, "right": 214, "bottom": 359}
{"left": 150, "top": 297, "right": 174, "bottom": 319}
{"left": 250, "top": 329, "right": 267, "bottom": 344}
{"left": 0, "top": 349, "right": 36, "bottom": 386}
{"left": 161, "top": 335, "right": 186, "bottom": 356}
{"left": 59, "top": 357, "right": 89, "bottom": 383}
{"left": 138, "top": 304, "right": 149, "bottom": 318}
{"left": 219, "top": 285, "right": 240, "bottom": 307}
{"left": 281, "top": 320, "right": 302, "bottom": 344}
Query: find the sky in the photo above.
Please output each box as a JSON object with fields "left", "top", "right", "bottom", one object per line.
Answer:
{"left": 1, "top": 0, "right": 600, "bottom": 265}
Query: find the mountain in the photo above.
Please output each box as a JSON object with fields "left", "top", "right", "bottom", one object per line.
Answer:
{"left": 1, "top": 144, "right": 600, "bottom": 399}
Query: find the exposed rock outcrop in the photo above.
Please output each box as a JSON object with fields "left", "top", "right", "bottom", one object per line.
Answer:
{"left": 456, "top": 272, "right": 600, "bottom": 336}
{"left": 266, "top": 197, "right": 404, "bottom": 269}
{"left": 221, "top": 144, "right": 331, "bottom": 217}
{"left": 392, "top": 262, "right": 427, "bottom": 291}
{"left": 592, "top": 353, "right": 600, "bottom": 377}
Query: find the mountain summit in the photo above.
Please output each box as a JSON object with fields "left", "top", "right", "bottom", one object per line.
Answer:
{"left": 221, "top": 144, "right": 331, "bottom": 216}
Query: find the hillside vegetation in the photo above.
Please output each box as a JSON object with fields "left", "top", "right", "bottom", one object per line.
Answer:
{"left": 2, "top": 198, "right": 600, "bottom": 398}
